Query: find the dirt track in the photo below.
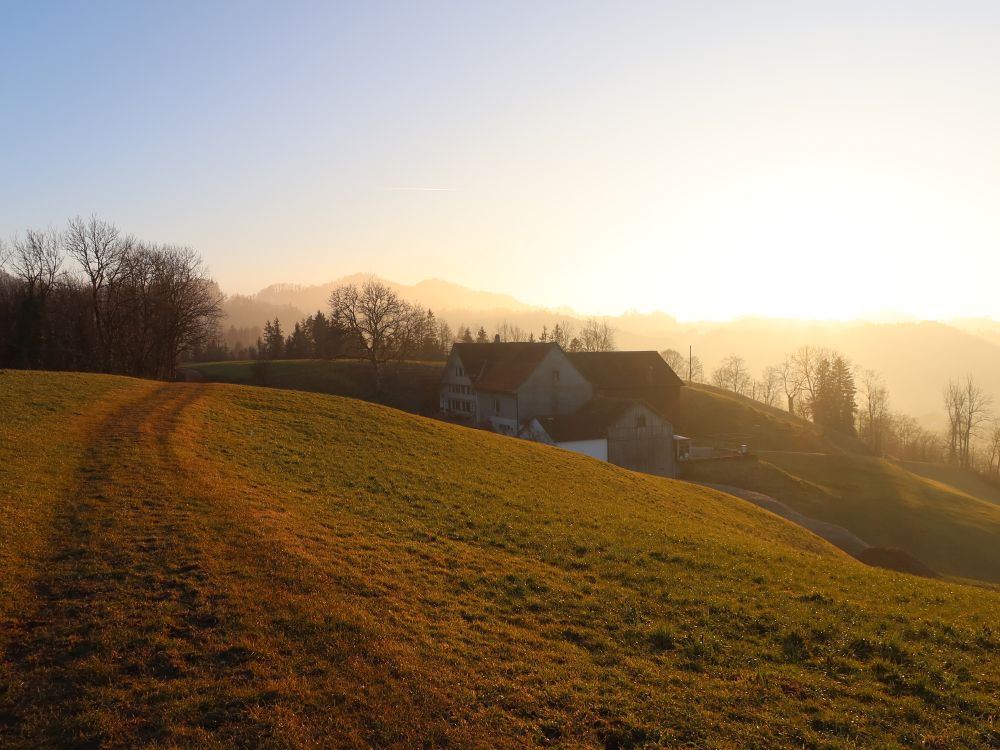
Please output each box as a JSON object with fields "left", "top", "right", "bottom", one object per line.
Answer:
{"left": 0, "top": 385, "right": 291, "bottom": 747}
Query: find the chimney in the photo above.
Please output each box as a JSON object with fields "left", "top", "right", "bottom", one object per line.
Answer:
{"left": 494, "top": 334, "right": 501, "bottom": 344}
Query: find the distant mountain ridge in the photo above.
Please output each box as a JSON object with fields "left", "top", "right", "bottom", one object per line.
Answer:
{"left": 253, "top": 275, "right": 536, "bottom": 317}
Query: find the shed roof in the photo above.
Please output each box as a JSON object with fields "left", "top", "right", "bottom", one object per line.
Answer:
{"left": 532, "top": 397, "right": 654, "bottom": 442}
{"left": 566, "top": 350, "right": 683, "bottom": 415}
{"left": 566, "top": 351, "right": 684, "bottom": 389}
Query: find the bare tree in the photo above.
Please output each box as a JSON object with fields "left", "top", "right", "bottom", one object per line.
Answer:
{"left": 984, "top": 421, "right": 1000, "bottom": 476}
{"left": 756, "top": 366, "right": 782, "bottom": 408}
{"left": 943, "top": 380, "right": 965, "bottom": 464}
{"left": 495, "top": 320, "right": 528, "bottom": 343}
{"left": 7, "top": 230, "right": 64, "bottom": 367}
{"left": 579, "top": 317, "right": 616, "bottom": 352}
{"left": 778, "top": 357, "right": 803, "bottom": 415}
{"left": 689, "top": 356, "right": 705, "bottom": 383}
{"left": 12, "top": 229, "right": 63, "bottom": 296}
{"left": 712, "top": 354, "right": 752, "bottom": 396}
{"left": 437, "top": 320, "right": 455, "bottom": 355}
{"left": 960, "top": 374, "right": 992, "bottom": 469}
{"left": 551, "top": 320, "right": 575, "bottom": 349}
{"left": 790, "top": 345, "right": 828, "bottom": 418}
{"left": 0, "top": 217, "right": 221, "bottom": 377}
{"left": 147, "top": 245, "right": 224, "bottom": 378}
{"left": 858, "top": 369, "right": 891, "bottom": 455}
{"left": 64, "top": 216, "right": 129, "bottom": 370}
{"left": 662, "top": 348, "right": 705, "bottom": 382}
{"left": 329, "top": 278, "right": 424, "bottom": 392}
{"left": 661, "top": 349, "right": 685, "bottom": 374}
{"left": 943, "top": 375, "right": 993, "bottom": 468}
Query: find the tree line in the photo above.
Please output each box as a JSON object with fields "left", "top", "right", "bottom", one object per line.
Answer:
{"left": 687, "top": 344, "right": 1000, "bottom": 471}
{"left": 235, "top": 279, "right": 619, "bottom": 392}
{"left": 206, "top": 280, "right": 618, "bottom": 367}
{"left": 0, "top": 217, "right": 222, "bottom": 379}
{"left": 451, "top": 318, "right": 616, "bottom": 353}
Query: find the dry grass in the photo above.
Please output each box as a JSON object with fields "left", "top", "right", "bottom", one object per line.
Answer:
{"left": 686, "top": 453, "right": 1000, "bottom": 583}
{"left": 1, "top": 370, "right": 999, "bottom": 748}
{"left": 679, "top": 383, "right": 1000, "bottom": 584}
{"left": 678, "top": 383, "right": 870, "bottom": 454}
{"left": 186, "top": 358, "right": 443, "bottom": 415}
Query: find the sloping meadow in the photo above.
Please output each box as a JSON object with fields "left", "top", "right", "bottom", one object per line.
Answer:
{"left": 180, "top": 382, "right": 1000, "bottom": 748}
{"left": 0, "top": 371, "right": 997, "bottom": 748}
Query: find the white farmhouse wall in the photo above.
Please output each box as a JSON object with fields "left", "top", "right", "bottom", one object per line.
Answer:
{"left": 439, "top": 349, "right": 477, "bottom": 419}
{"left": 515, "top": 347, "right": 593, "bottom": 421}
{"left": 555, "top": 439, "right": 609, "bottom": 461}
{"left": 476, "top": 391, "right": 518, "bottom": 433}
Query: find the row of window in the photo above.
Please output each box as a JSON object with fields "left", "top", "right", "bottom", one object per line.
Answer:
{"left": 446, "top": 383, "right": 472, "bottom": 394}
{"left": 446, "top": 398, "right": 474, "bottom": 414}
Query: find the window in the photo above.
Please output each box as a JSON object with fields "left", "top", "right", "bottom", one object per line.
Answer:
{"left": 637, "top": 414, "right": 647, "bottom": 428}
{"left": 448, "top": 398, "right": 473, "bottom": 414}
{"left": 455, "top": 366, "right": 464, "bottom": 377}
{"left": 494, "top": 398, "right": 501, "bottom": 414}
{"left": 552, "top": 369, "right": 560, "bottom": 384}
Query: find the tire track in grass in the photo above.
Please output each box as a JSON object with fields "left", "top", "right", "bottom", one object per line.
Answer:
{"left": 0, "top": 384, "right": 282, "bottom": 749}
{"left": 0, "top": 383, "right": 465, "bottom": 749}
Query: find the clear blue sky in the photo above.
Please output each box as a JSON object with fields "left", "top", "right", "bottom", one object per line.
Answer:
{"left": 3, "top": 1, "right": 1000, "bottom": 320}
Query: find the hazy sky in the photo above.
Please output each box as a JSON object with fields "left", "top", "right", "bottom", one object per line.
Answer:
{"left": 3, "top": 1, "right": 1000, "bottom": 320}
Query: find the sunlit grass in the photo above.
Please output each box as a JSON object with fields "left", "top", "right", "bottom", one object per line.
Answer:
{"left": 0, "top": 370, "right": 998, "bottom": 748}
{"left": 679, "top": 382, "right": 870, "bottom": 454}
{"left": 679, "top": 382, "right": 1000, "bottom": 584}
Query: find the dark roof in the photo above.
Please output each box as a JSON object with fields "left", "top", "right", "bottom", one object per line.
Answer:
{"left": 566, "top": 351, "right": 683, "bottom": 419}
{"left": 532, "top": 397, "right": 650, "bottom": 442}
{"left": 452, "top": 342, "right": 560, "bottom": 393}
{"left": 566, "top": 351, "right": 684, "bottom": 390}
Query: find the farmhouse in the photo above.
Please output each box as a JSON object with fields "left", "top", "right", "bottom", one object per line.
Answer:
{"left": 439, "top": 340, "right": 684, "bottom": 476}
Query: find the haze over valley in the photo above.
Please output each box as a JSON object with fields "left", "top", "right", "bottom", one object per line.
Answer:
{"left": 221, "top": 273, "right": 1000, "bottom": 426}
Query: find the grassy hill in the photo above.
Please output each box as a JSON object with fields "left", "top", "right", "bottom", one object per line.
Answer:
{"left": 1, "top": 370, "right": 999, "bottom": 748}
{"left": 679, "top": 384, "right": 1000, "bottom": 583}
{"left": 678, "top": 383, "right": 871, "bottom": 454}
{"left": 899, "top": 460, "right": 1000, "bottom": 507}
{"left": 186, "top": 358, "right": 443, "bottom": 414}
{"left": 684, "top": 454, "right": 1000, "bottom": 583}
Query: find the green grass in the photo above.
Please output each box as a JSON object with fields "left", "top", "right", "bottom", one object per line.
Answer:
{"left": 679, "top": 385, "right": 1000, "bottom": 584}
{"left": 1, "top": 370, "right": 999, "bottom": 748}
{"left": 683, "top": 455, "right": 1000, "bottom": 583}
{"left": 765, "top": 453, "right": 1000, "bottom": 583}
{"left": 185, "top": 358, "right": 443, "bottom": 414}
{"left": 678, "top": 383, "right": 870, "bottom": 455}
{"left": 899, "top": 460, "right": 1000, "bottom": 507}
{"left": 0, "top": 370, "right": 146, "bottom": 609}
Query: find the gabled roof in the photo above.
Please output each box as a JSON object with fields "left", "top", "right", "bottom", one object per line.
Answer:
{"left": 531, "top": 397, "right": 655, "bottom": 442}
{"left": 566, "top": 351, "right": 684, "bottom": 390}
{"left": 451, "top": 342, "right": 561, "bottom": 393}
